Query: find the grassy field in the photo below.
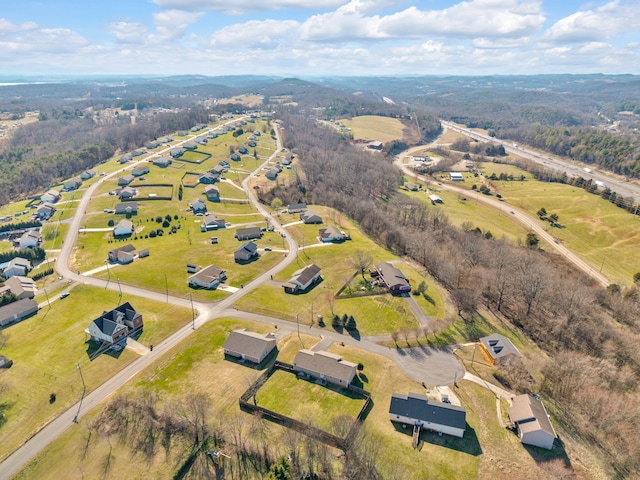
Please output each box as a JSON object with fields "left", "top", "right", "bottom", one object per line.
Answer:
{"left": 0, "top": 284, "right": 192, "bottom": 462}
{"left": 339, "top": 115, "right": 407, "bottom": 143}
{"left": 256, "top": 369, "right": 366, "bottom": 430}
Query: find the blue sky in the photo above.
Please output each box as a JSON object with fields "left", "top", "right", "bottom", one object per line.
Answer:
{"left": 0, "top": 0, "right": 639, "bottom": 76}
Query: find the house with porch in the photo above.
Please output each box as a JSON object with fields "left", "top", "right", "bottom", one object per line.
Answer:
{"left": 40, "top": 189, "right": 60, "bottom": 204}
{"left": 18, "top": 230, "right": 42, "bottom": 249}
{"left": 283, "top": 264, "right": 321, "bottom": 294}
{"left": 293, "top": 349, "right": 357, "bottom": 387}
{"left": 118, "top": 186, "right": 136, "bottom": 200}
{"left": 234, "top": 241, "right": 259, "bottom": 263}
{"left": 188, "top": 264, "right": 226, "bottom": 289}
{"left": 223, "top": 329, "right": 277, "bottom": 364}
{"left": 4, "top": 276, "right": 36, "bottom": 299}
{"left": 372, "top": 262, "right": 411, "bottom": 294}
{"left": 190, "top": 198, "right": 207, "bottom": 214}
{"left": 204, "top": 185, "right": 220, "bottom": 202}
{"left": 301, "top": 211, "right": 322, "bottom": 224}
{"left": 85, "top": 302, "right": 143, "bottom": 346}
{"left": 108, "top": 244, "right": 136, "bottom": 264}
{"left": 319, "top": 225, "right": 347, "bottom": 243}
{"left": 200, "top": 214, "right": 225, "bottom": 232}
{"left": 36, "top": 202, "right": 56, "bottom": 220}
{"left": 235, "top": 226, "right": 262, "bottom": 241}
{"left": 115, "top": 202, "right": 138, "bottom": 215}
{"left": 389, "top": 392, "right": 467, "bottom": 438}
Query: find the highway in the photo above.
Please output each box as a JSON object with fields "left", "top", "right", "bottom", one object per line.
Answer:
{"left": 441, "top": 120, "right": 640, "bottom": 204}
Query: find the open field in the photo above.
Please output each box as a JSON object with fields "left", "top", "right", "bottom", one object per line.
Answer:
{"left": 339, "top": 115, "right": 407, "bottom": 143}
{"left": 217, "top": 94, "right": 265, "bottom": 107}
{"left": 256, "top": 369, "right": 366, "bottom": 430}
{"left": 0, "top": 284, "right": 192, "bottom": 462}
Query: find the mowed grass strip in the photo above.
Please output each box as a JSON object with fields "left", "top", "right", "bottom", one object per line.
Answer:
{"left": 339, "top": 115, "right": 407, "bottom": 143}
{"left": 256, "top": 369, "right": 365, "bottom": 431}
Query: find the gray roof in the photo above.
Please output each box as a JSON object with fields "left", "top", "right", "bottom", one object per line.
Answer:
{"left": 290, "top": 264, "right": 321, "bottom": 286}
{"left": 508, "top": 394, "right": 556, "bottom": 438}
{"left": 293, "top": 349, "right": 357, "bottom": 384}
{"left": 235, "top": 241, "right": 258, "bottom": 256}
{"left": 115, "top": 202, "right": 138, "bottom": 214}
{"left": 223, "top": 329, "right": 276, "bottom": 360}
{"left": 480, "top": 333, "right": 521, "bottom": 360}
{"left": 0, "top": 298, "right": 39, "bottom": 325}
{"left": 235, "top": 226, "right": 262, "bottom": 239}
{"left": 389, "top": 392, "right": 466, "bottom": 430}
{"left": 287, "top": 202, "right": 307, "bottom": 212}
{"left": 375, "top": 262, "right": 410, "bottom": 291}
{"left": 301, "top": 210, "right": 322, "bottom": 223}
{"left": 189, "top": 264, "right": 225, "bottom": 286}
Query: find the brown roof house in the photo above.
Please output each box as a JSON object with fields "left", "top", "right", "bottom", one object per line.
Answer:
{"left": 188, "top": 265, "right": 226, "bottom": 289}
{"left": 293, "top": 349, "right": 357, "bottom": 387}
{"left": 234, "top": 241, "right": 259, "bottom": 263}
{"left": 319, "top": 225, "right": 347, "bottom": 243}
{"left": 108, "top": 244, "right": 137, "bottom": 264}
{"left": 282, "top": 264, "right": 321, "bottom": 294}
{"left": 4, "top": 276, "right": 36, "bottom": 299}
{"left": 85, "top": 302, "right": 143, "bottom": 346}
{"left": 389, "top": 393, "right": 466, "bottom": 438}
{"left": 223, "top": 329, "right": 277, "bottom": 364}
{"left": 301, "top": 210, "right": 322, "bottom": 224}
{"left": 235, "top": 226, "right": 262, "bottom": 241}
{"left": 372, "top": 262, "right": 411, "bottom": 294}
{"left": 479, "top": 333, "right": 521, "bottom": 365}
{"left": 508, "top": 394, "right": 556, "bottom": 450}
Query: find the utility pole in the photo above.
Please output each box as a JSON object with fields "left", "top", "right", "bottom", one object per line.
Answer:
{"left": 117, "top": 277, "right": 122, "bottom": 304}
{"left": 44, "top": 288, "right": 51, "bottom": 310}
{"left": 105, "top": 261, "right": 110, "bottom": 289}
{"left": 296, "top": 314, "right": 304, "bottom": 347}
{"left": 73, "top": 362, "right": 87, "bottom": 423}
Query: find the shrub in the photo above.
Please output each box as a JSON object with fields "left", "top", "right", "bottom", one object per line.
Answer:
{"left": 107, "top": 219, "right": 115, "bottom": 227}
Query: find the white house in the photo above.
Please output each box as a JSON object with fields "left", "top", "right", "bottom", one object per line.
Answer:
{"left": 188, "top": 264, "right": 226, "bottom": 289}
{"left": 200, "top": 214, "right": 225, "bottom": 232}
{"left": 113, "top": 219, "right": 134, "bottom": 237}
{"left": 508, "top": 394, "right": 556, "bottom": 450}
{"left": 40, "top": 189, "right": 61, "bottom": 204}
{"left": 389, "top": 392, "right": 467, "bottom": 438}
{"left": 283, "top": 264, "right": 321, "bottom": 294}
{"left": 2, "top": 257, "right": 32, "bottom": 278}
{"left": 18, "top": 230, "right": 42, "bottom": 249}
{"left": 449, "top": 172, "right": 464, "bottom": 182}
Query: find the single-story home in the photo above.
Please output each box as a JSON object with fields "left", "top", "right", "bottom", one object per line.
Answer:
{"left": 372, "top": 262, "right": 411, "bottom": 294}
{"left": 199, "top": 173, "right": 219, "bottom": 184}
{"left": 131, "top": 149, "right": 145, "bottom": 157}
{"left": 319, "top": 225, "right": 347, "bottom": 243}
{"left": 479, "top": 333, "right": 521, "bottom": 364}
{"left": 210, "top": 165, "right": 225, "bottom": 176}
{"left": 293, "top": 349, "right": 357, "bottom": 387}
{"left": 119, "top": 154, "right": 132, "bottom": 164}
{"left": 196, "top": 136, "right": 207, "bottom": 145}
{"left": 283, "top": 264, "right": 321, "bottom": 294}
{"left": 170, "top": 147, "right": 185, "bottom": 158}
{"left": 108, "top": 244, "right": 136, "bottom": 264}
{"left": 153, "top": 155, "right": 172, "bottom": 168}
{"left": 113, "top": 219, "right": 134, "bottom": 237}
{"left": 235, "top": 226, "right": 262, "bottom": 241}
{"left": 238, "top": 146, "right": 248, "bottom": 154}
{"left": 223, "top": 329, "right": 277, "bottom": 364}
{"left": 118, "top": 174, "right": 135, "bottom": 186}
{"left": 204, "top": 185, "right": 220, "bottom": 202}
{"left": 118, "top": 186, "right": 136, "bottom": 200}
{"left": 115, "top": 202, "right": 138, "bottom": 215}
{"left": 40, "top": 189, "right": 61, "bottom": 204}
{"left": 234, "top": 241, "right": 259, "bottom": 262}
{"left": 405, "top": 183, "right": 419, "bottom": 191}
{"left": 64, "top": 178, "right": 82, "bottom": 191}
{"left": 184, "top": 141, "right": 198, "bottom": 150}
{"left": 508, "top": 394, "right": 556, "bottom": 450}
{"left": 85, "top": 302, "right": 143, "bottom": 346}
{"left": 190, "top": 198, "right": 207, "bottom": 214}
{"left": 230, "top": 153, "right": 241, "bottom": 161}
{"left": 188, "top": 264, "right": 226, "bottom": 289}
{"left": 4, "top": 276, "right": 37, "bottom": 299}
{"left": 367, "top": 140, "right": 383, "bottom": 150}
{"left": 200, "top": 214, "right": 225, "bottom": 232}
{"left": 429, "top": 194, "right": 443, "bottom": 204}
{"left": 80, "top": 170, "right": 96, "bottom": 180}
{"left": 300, "top": 211, "right": 322, "bottom": 224}
{"left": 18, "top": 230, "right": 42, "bottom": 249}
{"left": 36, "top": 202, "right": 56, "bottom": 220}
{"left": 2, "top": 257, "right": 32, "bottom": 278}
{"left": 139, "top": 248, "right": 149, "bottom": 258}
{"left": 0, "top": 298, "right": 39, "bottom": 327}
{"left": 449, "top": 172, "right": 464, "bottom": 182}
{"left": 389, "top": 392, "right": 467, "bottom": 438}
{"left": 132, "top": 165, "right": 150, "bottom": 177}
{"left": 146, "top": 140, "right": 159, "bottom": 149}
{"left": 287, "top": 202, "right": 307, "bottom": 214}
{"left": 265, "top": 167, "right": 279, "bottom": 180}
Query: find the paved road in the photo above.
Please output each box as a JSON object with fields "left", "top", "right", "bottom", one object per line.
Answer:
{"left": 395, "top": 146, "right": 611, "bottom": 288}
{"left": 441, "top": 120, "right": 640, "bottom": 204}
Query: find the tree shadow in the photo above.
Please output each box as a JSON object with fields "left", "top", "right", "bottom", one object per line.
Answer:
{"left": 392, "top": 422, "right": 482, "bottom": 456}
{"left": 346, "top": 327, "right": 360, "bottom": 341}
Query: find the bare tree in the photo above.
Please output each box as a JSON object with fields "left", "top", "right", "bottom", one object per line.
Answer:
{"left": 350, "top": 249, "right": 373, "bottom": 280}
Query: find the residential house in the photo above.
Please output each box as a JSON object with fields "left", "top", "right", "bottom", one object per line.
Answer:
{"left": 283, "top": 264, "right": 321, "bottom": 294}
{"left": 234, "top": 241, "right": 259, "bottom": 263}
{"left": 160, "top": 137, "right": 173, "bottom": 144}
{"left": 230, "top": 153, "right": 241, "bottom": 161}
{"left": 0, "top": 298, "right": 39, "bottom": 327}
{"left": 170, "top": 147, "right": 185, "bottom": 158}
{"left": 190, "top": 198, "right": 207, "bottom": 214}
{"left": 204, "top": 185, "right": 220, "bottom": 202}
{"left": 108, "top": 244, "right": 136, "bottom": 264}
{"left": 449, "top": 172, "right": 464, "bottom": 182}
{"left": 113, "top": 219, "right": 134, "bottom": 238}
{"left": 40, "top": 189, "right": 61, "bottom": 204}
{"left": 36, "top": 202, "right": 56, "bottom": 220}
{"left": 429, "top": 194, "right": 443, "bottom": 204}
{"left": 196, "top": 136, "right": 207, "bottom": 145}
{"left": 367, "top": 140, "right": 383, "bottom": 150}
{"left": 300, "top": 210, "right": 322, "bottom": 224}
{"left": 389, "top": 392, "right": 467, "bottom": 438}
{"left": 248, "top": 141, "right": 257, "bottom": 148}
{"left": 146, "top": 140, "right": 159, "bottom": 149}
{"left": 118, "top": 174, "right": 135, "bottom": 186}
{"left": 372, "top": 262, "right": 411, "bottom": 294}
{"left": 253, "top": 130, "right": 261, "bottom": 136}
{"left": 287, "top": 203, "right": 307, "bottom": 214}
{"left": 210, "top": 165, "right": 226, "bottom": 176}
{"left": 265, "top": 168, "right": 278, "bottom": 180}
{"left": 153, "top": 155, "right": 172, "bottom": 168}
{"left": 132, "top": 165, "right": 149, "bottom": 177}
{"left": 509, "top": 394, "right": 556, "bottom": 450}
{"left": 199, "top": 172, "right": 219, "bottom": 184}
{"left": 405, "top": 183, "right": 419, "bottom": 191}
{"left": 183, "top": 141, "right": 198, "bottom": 150}
{"left": 292, "top": 350, "right": 357, "bottom": 387}
{"left": 115, "top": 202, "right": 138, "bottom": 215}
{"left": 85, "top": 302, "right": 143, "bottom": 346}
{"left": 118, "top": 153, "right": 132, "bottom": 164}
{"left": 132, "top": 149, "right": 145, "bottom": 157}
{"left": 223, "top": 329, "right": 277, "bottom": 364}
{"left": 238, "top": 146, "right": 248, "bottom": 155}
{"left": 235, "top": 226, "right": 262, "bottom": 241}
{"left": 188, "top": 264, "right": 226, "bottom": 289}
{"left": 479, "top": 333, "right": 521, "bottom": 365}
{"left": 18, "top": 230, "right": 42, "bottom": 249}
{"left": 319, "top": 225, "right": 347, "bottom": 243}
{"left": 80, "top": 170, "right": 96, "bottom": 180}
{"left": 64, "top": 178, "right": 82, "bottom": 191}
{"left": 3, "top": 257, "right": 32, "bottom": 278}
{"left": 200, "top": 214, "right": 225, "bottom": 232}
{"left": 118, "top": 186, "right": 136, "bottom": 200}
{"left": 4, "top": 276, "right": 36, "bottom": 299}
{"left": 177, "top": 130, "right": 189, "bottom": 136}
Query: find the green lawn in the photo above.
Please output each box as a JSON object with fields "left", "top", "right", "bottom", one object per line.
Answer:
{"left": 0, "top": 284, "right": 192, "bottom": 462}
{"left": 339, "top": 115, "right": 407, "bottom": 142}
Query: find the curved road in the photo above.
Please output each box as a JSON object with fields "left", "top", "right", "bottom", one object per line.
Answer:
{"left": 396, "top": 145, "right": 611, "bottom": 288}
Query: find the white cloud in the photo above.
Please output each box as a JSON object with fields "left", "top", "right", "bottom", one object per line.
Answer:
{"left": 0, "top": 18, "right": 38, "bottom": 35}
{"left": 210, "top": 19, "right": 299, "bottom": 49}
{"left": 152, "top": 0, "right": 344, "bottom": 15}
{"left": 300, "top": 0, "right": 546, "bottom": 42}
{"left": 151, "top": 9, "right": 205, "bottom": 42}
{"left": 544, "top": 1, "right": 640, "bottom": 43}
{"left": 108, "top": 21, "right": 148, "bottom": 44}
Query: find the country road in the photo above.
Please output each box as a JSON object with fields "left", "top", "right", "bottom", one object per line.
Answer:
{"left": 395, "top": 143, "right": 611, "bottom": 288}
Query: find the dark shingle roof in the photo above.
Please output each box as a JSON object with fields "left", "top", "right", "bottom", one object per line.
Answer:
{"left": 389, "top": 392, "right": 466, "bottom": 430}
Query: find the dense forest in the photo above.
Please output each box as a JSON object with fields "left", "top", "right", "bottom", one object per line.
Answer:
{"left": 265, "top": 110, "right": 640, "bottom": 477}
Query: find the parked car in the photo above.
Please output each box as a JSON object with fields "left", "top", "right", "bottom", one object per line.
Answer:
{"left": 60, "top": 292, "right": 70, "bottom": 299}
